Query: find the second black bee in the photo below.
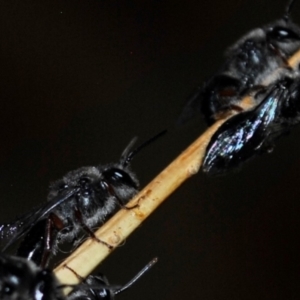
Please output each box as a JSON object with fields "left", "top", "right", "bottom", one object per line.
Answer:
{"left": 0, "top": 132, "right": 164, "bottom": 267}
{"left": 181, "top": 0, "right": 300, "bottom": 174}
{"left": 0, "top": 254, "right": 157, "bottom": 300}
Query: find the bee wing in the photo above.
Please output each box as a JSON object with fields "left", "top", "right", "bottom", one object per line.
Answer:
{"left": 0, "top": 188, "right": 79, "bottom": 252}
{"left": 202, "top": 84, "right": 285, "bottom": 175}
{"left": 32, "top": 187, "right": 80, "bottom": 222}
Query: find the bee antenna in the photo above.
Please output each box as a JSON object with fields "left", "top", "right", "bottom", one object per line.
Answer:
{"left": 57, "top": 283, "right": 121, "bottom": 292}
{"left": 58, "top": 265, "right": 122, "bottom": 293}
{"left": 120, "top": 130, "right": 167, "bottom": 167}
{"left": 284, "top": 0, "right": 296, "bottom": 22}
{"left": 114, "top": 257, "right": 158, "bottom": 295}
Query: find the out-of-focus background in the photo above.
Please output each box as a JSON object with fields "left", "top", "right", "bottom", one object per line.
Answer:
{"left": 0, "top": 0, "right": 299, "bottom": 299}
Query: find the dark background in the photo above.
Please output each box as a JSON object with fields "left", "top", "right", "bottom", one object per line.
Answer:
{"left": 0, "top": 0, "right": 300, "bottom": 299}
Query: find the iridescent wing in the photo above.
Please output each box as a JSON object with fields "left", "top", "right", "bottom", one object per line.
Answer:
{"left": 202, "top": 83, "right": 286, "bottom": 175}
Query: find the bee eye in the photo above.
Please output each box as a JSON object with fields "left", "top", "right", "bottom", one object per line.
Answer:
{"left": 102, "top": 168, "right": 138, "bottom": 189}
{"left": 102, "top": 168, "right": 126, "bottom": 182}
{"left": 268, "top": 26, "right": 300, "bottom": 41}
{"left": 112, "top": 171, "right": 123, "bottom": 179}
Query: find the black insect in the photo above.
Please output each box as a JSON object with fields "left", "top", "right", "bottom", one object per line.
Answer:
{"left": 180, "top": 0, "right": 300, "bottom": 174}
{"left": 0, "top": 254, "right": 63, "bottom": 300}
{"left": 0, "top": 131, "right": 165, "bottom": 267}
{"left": 0, "top": 254, "right": 157, "bottom": 300}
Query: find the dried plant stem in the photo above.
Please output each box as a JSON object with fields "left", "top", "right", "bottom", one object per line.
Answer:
{"left": 54, "top": 49, "right": 300, "bottom": 292}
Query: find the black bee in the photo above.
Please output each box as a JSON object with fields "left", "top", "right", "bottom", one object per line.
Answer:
{"left": 181, "top": 0, "right": 300, "bottom": 174}
{"left": 0, "top": 254, "right": 157, "bottom": 300}
{"left": 0, "top": 254, "right": 63, "bottom": 300}
{"left": 0, "top": 131, "right": 165, "bottom": 267}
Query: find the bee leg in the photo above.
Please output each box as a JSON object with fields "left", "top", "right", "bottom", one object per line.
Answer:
{"left": 74, "top": 207, "right": 113, "bottom": 250}
{"left": 268, "top": 42, "right": 291, "bottom": 68}
{"left": 16, "top": 216, "right": 59, "bottom": 268}
{"left": 39, "top": 214, "right": 63, "bottom": 268}
{"left": 121, "top": 201, "right": 139, "bottom": 210}
{"left": 106, "top": 183, "right": 139, "bottom": 210}
{"left": 64, "top": 264, "right": 84, "bottom": 280}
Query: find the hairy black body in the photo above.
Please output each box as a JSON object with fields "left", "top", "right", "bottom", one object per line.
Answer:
{"left": 181, "top": 0, "right": 300, "bottom": 174}
{"left": 0, "top": 132, "right": 165, "bottom": 266}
